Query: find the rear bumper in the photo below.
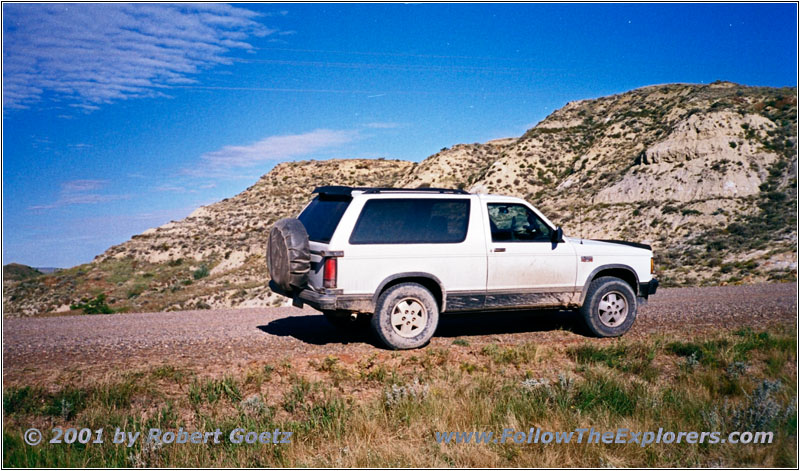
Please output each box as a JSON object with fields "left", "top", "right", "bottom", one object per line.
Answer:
{"left": 638, "top": 278, "right": 659, "bottom": 298}
{"left": 268, "top": 280, "right": 373, "bottom": 313}
{"left": 269, "top": 280, "right": 337, "bottom": 310}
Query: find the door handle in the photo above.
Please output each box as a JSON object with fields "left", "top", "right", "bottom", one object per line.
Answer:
{"left": 493, "top": 248, "right": 506, "bottom": 253}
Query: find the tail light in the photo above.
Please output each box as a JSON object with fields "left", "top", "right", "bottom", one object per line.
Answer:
{"left": 651, "top": 258, "right": 655, "bottom": 274}
{"left": 323, "top": 257, "right": 337, "bottom": 289}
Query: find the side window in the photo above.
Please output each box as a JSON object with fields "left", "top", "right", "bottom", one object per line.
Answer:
{"left": 349, "top": 198, "right": 470, "bottom": 244}
{"left": 487, "top": 203, "right": 552, "bottom": 242}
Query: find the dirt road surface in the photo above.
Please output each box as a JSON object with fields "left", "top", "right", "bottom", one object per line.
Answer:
{"left": 3, "top": 283, "right": 796, "bottom": 384}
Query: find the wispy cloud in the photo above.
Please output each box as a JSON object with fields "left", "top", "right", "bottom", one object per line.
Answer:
{"left": 61, "top": 179, "right": 106, "bottom": 192}
{"left": 190, "top": 129, "right": 359, "bottom": 174}
{"left": 3, "top": 3, "right": 271, "bottom": 110}
{"left": 154, "top": 184, "right": 199, "bottom": 194}
{"left": 262, "top": 10, "right": 289, "bottom": 17}
{"left": 364, "top": 122, "right": 402, "bottom": 129}
{"left": 29, "top": 179, "right": 128, "bottom": 210}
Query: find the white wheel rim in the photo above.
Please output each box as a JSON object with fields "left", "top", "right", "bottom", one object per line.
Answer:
{"left": 391, "top": 297, "right": 427, "bottom": 338}
{"left": 598, "top": 291, "right": 629, "bottom": 327}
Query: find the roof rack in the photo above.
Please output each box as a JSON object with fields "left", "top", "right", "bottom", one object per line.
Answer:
{"left": 313, "top": 186, "right": 469, "bottom": 195}
{"left": 362, "top": 187, "right": 469, "bottom": 195}
{"left": 312, "top": 185, "right": 356, "bottom": 196}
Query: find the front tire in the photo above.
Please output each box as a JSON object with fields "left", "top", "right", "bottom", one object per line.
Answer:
{"left": 579, "top": 276, "right": 637, "bottom": 337}
{"left": 372, "top": 283, "right": 439, "bottom": 349}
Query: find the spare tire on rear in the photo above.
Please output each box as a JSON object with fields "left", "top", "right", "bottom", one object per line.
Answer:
{"left": 267, "top": 218, "right": 310, "bottom": 293}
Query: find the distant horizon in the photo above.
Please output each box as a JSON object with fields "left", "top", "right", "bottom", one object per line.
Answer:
{"left": 3, "top": 3, "right": 797, "bottom": 267}
{"left": 5, "top": 264, "right": 63, "bottom": 272}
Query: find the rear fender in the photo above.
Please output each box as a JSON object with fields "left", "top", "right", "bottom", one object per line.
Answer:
{"left": 373, "top": 272, "right": 446, "bottom": 312}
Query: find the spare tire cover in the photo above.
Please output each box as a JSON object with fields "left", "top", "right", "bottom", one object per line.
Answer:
{"left": 267, "top": 218, "right": 310, "bottom": 293}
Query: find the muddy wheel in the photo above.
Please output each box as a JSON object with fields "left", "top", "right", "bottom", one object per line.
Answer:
{"left": 372, "top": 283, "right": 439, "bottom": 349}
{"left": 579, "top": 276, "right": 637, "bottom": 337}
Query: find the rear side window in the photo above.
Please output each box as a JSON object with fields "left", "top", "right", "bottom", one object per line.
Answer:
{"left": 349, "top": 198, "right": 470, "bottom": 244}
{"left": 298, "top": 195, "right": 352, "bottom": 243}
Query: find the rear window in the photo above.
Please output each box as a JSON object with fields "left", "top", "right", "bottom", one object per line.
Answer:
{"left": 349, "top": 198, "right": 470, "bottom": 244}
{"left": 298, "top": 195, "right": 352, "bottom": 243}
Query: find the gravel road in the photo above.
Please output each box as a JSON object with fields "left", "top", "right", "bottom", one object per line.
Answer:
{"left": 3, "top": 283, "right": 796, "bottom": 383}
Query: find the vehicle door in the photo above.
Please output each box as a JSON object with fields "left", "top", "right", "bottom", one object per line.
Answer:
{"left": 483, "top": 200, "right": 577, "bottom": 308}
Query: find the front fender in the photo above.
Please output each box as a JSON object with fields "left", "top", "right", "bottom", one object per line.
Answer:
{"left": 579, "top": 264, "right": 640, "bottom": 305}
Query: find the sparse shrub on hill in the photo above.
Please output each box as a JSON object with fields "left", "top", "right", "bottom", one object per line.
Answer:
{"left": 70, "top": 294, "right": 114, "bottom": 314}
{"left": 192, "top": 265, "right": 209, "bottom": 280}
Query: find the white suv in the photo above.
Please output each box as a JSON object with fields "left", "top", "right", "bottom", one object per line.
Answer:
{"left": 268, "top": 186, "right": 658, "bottom": 349}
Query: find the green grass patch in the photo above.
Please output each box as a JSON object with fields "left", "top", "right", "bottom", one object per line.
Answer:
{"left": 189, "top": 376, "right": 241, "bottom": 405}
{"left": 573, "top": 372, "right": 639, "bottom": 416}
{"left": 480, "top": 343, "right": 537, "bottom": 366}
{"left": 567, "top": 341, "right": 658, "bottom": 380}
{"left": 666, "top": 339, "right": 730, "bottom": 366}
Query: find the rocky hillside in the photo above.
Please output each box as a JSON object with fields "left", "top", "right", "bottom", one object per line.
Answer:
{"left": 398, "top": 81, "right": 797, "bottom": 287}
{"left": 4, "top": 82, "right": 796, "bottom": 316}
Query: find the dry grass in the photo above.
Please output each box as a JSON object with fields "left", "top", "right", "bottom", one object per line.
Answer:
{"left": 3, "top": 326, "right": 796, "bottom": 467}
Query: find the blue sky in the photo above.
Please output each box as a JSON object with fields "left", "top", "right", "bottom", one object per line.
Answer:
{"left": 3, "top": 3, "right": 797, "bottom": 267}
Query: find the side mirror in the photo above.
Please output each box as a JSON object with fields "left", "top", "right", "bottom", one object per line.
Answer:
{"left": 551, "top": 226, "right": 564, "bottom": 244}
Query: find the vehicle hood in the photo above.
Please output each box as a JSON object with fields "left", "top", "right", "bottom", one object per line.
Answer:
{"left": 565, "top": 237, "right": 653, "bottom": 256}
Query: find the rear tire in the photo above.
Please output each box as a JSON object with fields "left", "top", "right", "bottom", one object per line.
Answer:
{"left": 579, "top": 276, "right": 637, "bottom": 337}
{"left": 372, "top": 283, "right": 439, "bottom": 349}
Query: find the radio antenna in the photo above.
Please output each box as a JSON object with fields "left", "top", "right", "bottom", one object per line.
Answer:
{"left": 579, "top": 168, "right": 585, "bottom": 242}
